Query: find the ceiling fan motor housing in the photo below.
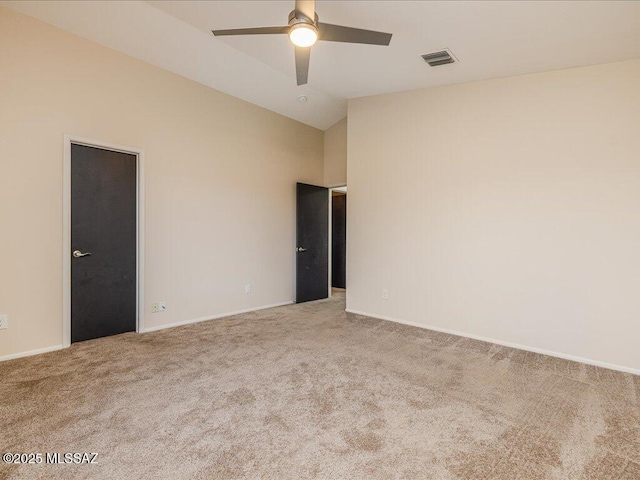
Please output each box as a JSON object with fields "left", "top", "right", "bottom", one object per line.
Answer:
{"left": 288, "top": 10, "right": 319, "bottom": 28}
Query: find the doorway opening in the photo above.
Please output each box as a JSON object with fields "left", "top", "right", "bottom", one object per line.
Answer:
{"left": 330, "top": 186, "right": 347, "bottom": 297}
{"left": 62, "top": 135, "right": 145, "bottom": 347}
{"left": 294, "top": 183, "right": 346, "bottom": 303}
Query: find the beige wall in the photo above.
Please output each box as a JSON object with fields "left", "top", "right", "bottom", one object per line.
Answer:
{"left": 0, "top": 8, "right": 323, "bottom": 358}
{"left": 323, "top": 117, "right": 347, "bottom": 187}
{"left": 347, "top": 59, "right": 640, "bottom": 372}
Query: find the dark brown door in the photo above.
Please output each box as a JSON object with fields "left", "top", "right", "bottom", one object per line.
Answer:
{"left": 71, "top": 144, "right": 137, "bottom": 343}
{"left": 296, "top": 182, "right": 328, "bottom": 303}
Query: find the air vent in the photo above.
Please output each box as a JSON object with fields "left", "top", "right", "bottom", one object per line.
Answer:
{"left": 421, "top": 49, "right": 457, "bottom": 67}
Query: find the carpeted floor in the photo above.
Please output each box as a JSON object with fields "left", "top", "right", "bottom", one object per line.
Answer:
{"left": 1, "top": 290, "right": 639, "bottom": 479}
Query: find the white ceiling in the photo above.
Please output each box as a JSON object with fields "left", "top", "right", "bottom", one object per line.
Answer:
{"left": 3, "top": 1, "right": 640, "bottom": 130}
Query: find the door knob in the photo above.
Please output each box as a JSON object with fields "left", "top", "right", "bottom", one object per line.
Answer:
{"left": 73, "top": 250, "right": 92, "bottom": 258}
{"left": 296, "top": 247, "right": 307, "bottom": 253}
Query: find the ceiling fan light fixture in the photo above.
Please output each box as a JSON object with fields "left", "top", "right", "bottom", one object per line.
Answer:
{"left": 212, "top": 1, "right": 393, "bottom": 85}
{"left": 289, "top": 23, "right": 318, "bottom": 47}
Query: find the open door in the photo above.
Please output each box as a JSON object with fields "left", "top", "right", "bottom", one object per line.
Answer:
{"left": 296, "top": 182, "right": 329, "bottom": 303}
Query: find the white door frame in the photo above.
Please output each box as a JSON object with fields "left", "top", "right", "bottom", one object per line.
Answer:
{"left": 62, "top": 134, "right": 145, "bottom": 348}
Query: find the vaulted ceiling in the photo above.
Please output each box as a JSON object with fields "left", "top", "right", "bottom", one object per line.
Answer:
{"left": 3, "top": 1, "right": 640, "bottom": 130}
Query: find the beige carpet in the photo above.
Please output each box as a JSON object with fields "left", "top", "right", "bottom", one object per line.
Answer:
{"left": 1, "top": 290, "right": 639, "bottom": 480}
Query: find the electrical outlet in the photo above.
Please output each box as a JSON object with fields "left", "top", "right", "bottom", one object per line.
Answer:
{"left": 382, "top": 289, "right": 389, "bottom": 299}
{"left": 151, "top": 302, "right": 159, "bottom": 313}
{"left": 245, "top": 284, "right": 251, "bottom": 294}
{"left": 159, "top": 301, "right": 167, "bottom": 312}
{"left": 0, "top": 314, "right": 7, "bottom": 329}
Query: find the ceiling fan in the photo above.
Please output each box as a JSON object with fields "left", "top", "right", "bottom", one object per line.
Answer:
{"left": 212, "top": 0, "right": 392, "bottom": 86}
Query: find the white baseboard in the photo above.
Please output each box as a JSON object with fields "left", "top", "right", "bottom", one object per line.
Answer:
{"left": 1, "top": 301, "right": 294, "bottom": 361}
{"left": 0, "top": 344, "right": 64, "bottom": 362}
{"left": 142, "top": 301, "right": 294, "bottom": 333}
{"left": 346, "top": 309, "right": 640, "bottom": 376}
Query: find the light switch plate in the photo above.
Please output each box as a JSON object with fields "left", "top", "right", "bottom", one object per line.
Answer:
{"left": 0, "top": 314, "right": 8, "bottom": 329}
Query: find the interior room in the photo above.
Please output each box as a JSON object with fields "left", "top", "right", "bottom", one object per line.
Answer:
{"left": 1, "top": 1, "right": 639, "bottom": 479}
{"left": 331, "top": 186, "right": 347, "bottom": 292}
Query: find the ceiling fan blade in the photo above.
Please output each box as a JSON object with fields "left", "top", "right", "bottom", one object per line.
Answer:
{"left": 294, "top": 0, "right": 315, "bottom": 20}
{"left": 318, "top": 23, "right": 392, "bottom": 45}
{"left": 212, "top": 26, "right": 289, "bottom": 37}
{"left": 295, "top": 47, "right": 310, "bottom": 86}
